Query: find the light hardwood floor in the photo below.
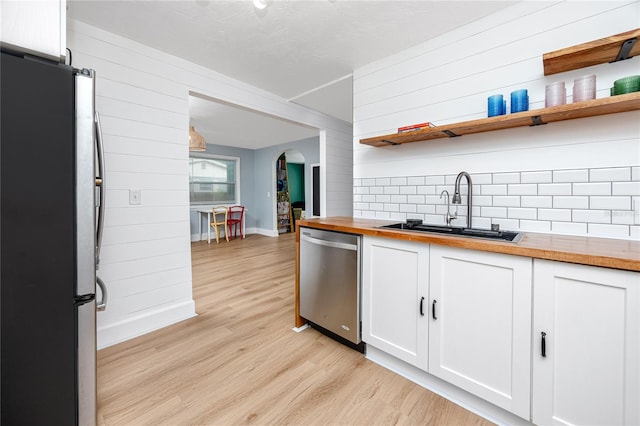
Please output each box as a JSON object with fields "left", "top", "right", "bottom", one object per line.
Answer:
{"left": 97, "top": 233, "right": 494, "bottom": 425}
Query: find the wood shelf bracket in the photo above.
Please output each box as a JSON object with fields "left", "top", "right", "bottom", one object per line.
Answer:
{"left": 443, "top": 130, "right": 460, "bottom": 137}
{"left": 612, "top": 37, "right": 638, "bottom": 63}
{"left": 530, "top": 115, "right": 546, "bottom": 126}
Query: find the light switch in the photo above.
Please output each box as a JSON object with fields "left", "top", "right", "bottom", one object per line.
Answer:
{"left": 129, "top": 189, "right": 141, "bottom": 205}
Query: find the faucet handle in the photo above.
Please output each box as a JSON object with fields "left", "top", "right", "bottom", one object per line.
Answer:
{"left": 440, "top": 190, "right": 457, "bottom": 226}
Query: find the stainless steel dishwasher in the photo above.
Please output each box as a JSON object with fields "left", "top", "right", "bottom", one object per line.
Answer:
{"left": 299, "top": 227, "right": 363, "bottom": 351}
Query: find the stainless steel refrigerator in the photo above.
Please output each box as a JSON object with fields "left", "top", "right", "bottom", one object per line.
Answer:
{"left": 1, "top": 49, "right": 107, "bottom": 425}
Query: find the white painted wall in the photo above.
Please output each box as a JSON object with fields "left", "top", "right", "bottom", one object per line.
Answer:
{"left": 68, "top": 19, "right": 352, "bottom": 348}
{"left": 353, "top": 1, "right": 640, "bottom": 239}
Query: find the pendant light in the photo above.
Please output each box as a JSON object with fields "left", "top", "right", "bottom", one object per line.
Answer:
{"left": 189, "top": 126, "right": 206, "bottom": 152}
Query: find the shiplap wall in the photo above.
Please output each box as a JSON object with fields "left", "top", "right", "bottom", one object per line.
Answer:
{"left": 353, "top": 1, "right": 640, "bottom": 239}
{"left": 68, "top": 20, "right": 352, "bottom": 348}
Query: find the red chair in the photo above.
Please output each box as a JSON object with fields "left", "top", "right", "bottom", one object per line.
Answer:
{"left": 227, "top": 205, "right": 245, "bottom": 240}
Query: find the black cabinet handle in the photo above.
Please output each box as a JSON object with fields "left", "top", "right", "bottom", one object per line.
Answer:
{"left": 432, "top": 300, "right": 437, "bottom": 320}
{"left": 541, "top": 331, "right": 547, "bottom": 358}
{"left": 419, "top": 297, "right": 425, "bottom": 316}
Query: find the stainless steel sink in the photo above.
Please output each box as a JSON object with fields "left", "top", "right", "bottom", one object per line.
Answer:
{"left": 379, "top": 222, "right": 524, "bottom": 243}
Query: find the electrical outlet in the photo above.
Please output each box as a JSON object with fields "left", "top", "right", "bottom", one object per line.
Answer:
{"left": 129, "top": 189, "right": 141, "bottom": 205}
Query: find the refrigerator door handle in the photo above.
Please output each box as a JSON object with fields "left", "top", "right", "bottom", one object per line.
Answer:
{"left": 96, "top": 276, "right": 107, "bottom": 311}
{"left": 95, "top": 111, "right": 105, "bottom": 269}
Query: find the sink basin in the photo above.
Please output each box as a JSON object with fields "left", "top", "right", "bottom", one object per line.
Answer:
{"left": 379, "top": 222, "right": 524, "bottom": 243}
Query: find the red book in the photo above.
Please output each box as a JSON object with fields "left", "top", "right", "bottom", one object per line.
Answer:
{"left": 397, "top": 122, "right": 434, "bottom": 133}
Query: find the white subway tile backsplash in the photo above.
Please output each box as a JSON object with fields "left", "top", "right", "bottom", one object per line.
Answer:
{"left": 553, "top": 169, "right": 588, "bottom": 183}
{"left": 471, "top": 174, "right": 492, "bottom": 185}
{"left": 400, "top": 186, "right": 417, "bottom": 195}
{"left": 408, "top": 195, "right": 426, "bottom": 204}
{"left": 573, "top": 182, "right": 611, "bottom": 196}
{"left": 539, "top": 209, "right": 572, "bottom": 222}
{"left": 494, "top": 196, "right": 521, "bottom": 207}
{"left": 482, "top": 206, "right": 507, "bottom": 218}
{"left": 612, "top": 210, "right": 635, "bottom": 225}
{"left": 590, "top": 167, "right": 631, "bottom": 182}
{"left": 473, "top": 217, "right": 492, "bottom": 229}
{"left": 522, "top": 171, "right": 552, "bottom": 183}
{"left": 424, "top": 176, "right": 444, "bottom": 185}
{"left": 417, "top": 186, "right": 436, "bottom": 195}
{"left": 539, "top": 183, "right": 572, "bottom": 196}
{"left": 519, "top": 220, "right": 551, "bottom": 233}
{"left": 492, "top": 218, "right": 519, "bottom": 230}
{"left": 553, "top": 196, "right": 589, "bottom": 209}
{"left": 384, "top": 203, "right": 399, "bottom": 212}
{"left": 473, "top": 195, "right": 493, "bottom": 207}
{"left": 522, "top": 196, "right": 552, "bottom": 208}
{"left": 508, "top": 208, "right": 537, "bottom": 220}
{"left": 481, "top": 184, "right": 508, "bottom": 196}
{"left": 613, "top": 181, "right": 640, "bottom": 196}
{"left": 417, "top": 204, "right": 436, "bottom": 214}
{"left": 493, "top": 173, "right": 520, "bottom": 184}
{"left": 425, "top": 195, "right": 441, "bottom": 205}
{"left": 587, "top": 223, "right": 630, "bottom": 238}
{"left": 573, "top": 209, "right": 611, "bottom": 224}
{"left": 590, "top": 196, "right": 631, "bottom": 210}
{"left": 552, "top": 222, "right": 587, "bottom": 235}
{"left": 400, "top": 204, "right": 417, "bottom": 213}
{"left": 508, "top": 184, "right": 538, "bottom": 196}
{"left": 355, "top": 166, "right": 636, "bottom": 240}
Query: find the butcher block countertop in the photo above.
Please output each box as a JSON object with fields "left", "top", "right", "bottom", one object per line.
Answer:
{"left": 297, "top": 217, "right": 640, "bottom": 272}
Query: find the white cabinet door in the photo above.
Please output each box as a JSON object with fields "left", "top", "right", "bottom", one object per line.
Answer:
{"left": 1, "top": 1, "right": 66, "bottom": 61}
{"left": 362, "top": 237, "right": 429, "bottom": 370}
{"left": 533, "top": 260, "right": 640, "bottom": 426}
{"left": 429, "top": 245, "right": 532, "bottom": 419}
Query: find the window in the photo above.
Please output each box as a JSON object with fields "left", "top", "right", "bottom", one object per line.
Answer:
{"left": 189, "top": 155, "right": 239, "bottom": 205}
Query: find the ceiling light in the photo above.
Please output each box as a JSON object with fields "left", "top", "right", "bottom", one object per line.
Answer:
{"left": 253, "top": 0, "right": 268, "bottom": 9}
{"left": 189, "top": 126, "right": 206, "bottom": 151}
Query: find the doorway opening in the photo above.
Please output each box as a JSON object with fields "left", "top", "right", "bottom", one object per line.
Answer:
{"left": 275, "top": 149, "right": 305, "bottom": 234}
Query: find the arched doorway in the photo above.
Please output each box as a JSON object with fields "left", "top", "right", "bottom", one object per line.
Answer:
{"left": 275, "top": 149, "right": 305, "bottom": 234}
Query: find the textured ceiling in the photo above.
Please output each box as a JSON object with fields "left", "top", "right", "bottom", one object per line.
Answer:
{"left": 67, "top": 0, "right": 515, "bottom": 148}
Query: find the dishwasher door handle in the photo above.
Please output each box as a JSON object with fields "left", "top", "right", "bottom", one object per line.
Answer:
{"left": 301, "top": 234, "right": 358, "bottom": 251}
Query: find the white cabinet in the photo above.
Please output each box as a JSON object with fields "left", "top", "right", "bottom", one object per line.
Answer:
{"left": 362, "top": 237, "right": 429, "bottom": 370}
{"left": 429, "top": 246, "right": 533, "bottom": 419}
{"left": 532, "top": 260, "right": 640, "bottom": 426}
{"left": 1, "top": 1, "right": 66, "bottom": 61}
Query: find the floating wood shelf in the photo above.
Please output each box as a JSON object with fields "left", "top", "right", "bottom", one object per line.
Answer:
{"left": 360, "top": 92, "right": 640, "bottom": 147}
{"left": 543, "top": 28, "right": 640, "bottom": 76}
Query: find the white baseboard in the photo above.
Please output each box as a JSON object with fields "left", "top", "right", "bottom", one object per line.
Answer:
{"left": 254, "top": 228, "right": 279, "bottom": 237}
{"left": 97, "top": 300, "right": 197, "bottom": 349}
{"left": 365, "top": 346, "right": 532, "bottom": 426}
{"left": 191, "top": 227, "right": 270, "bottom": 242}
